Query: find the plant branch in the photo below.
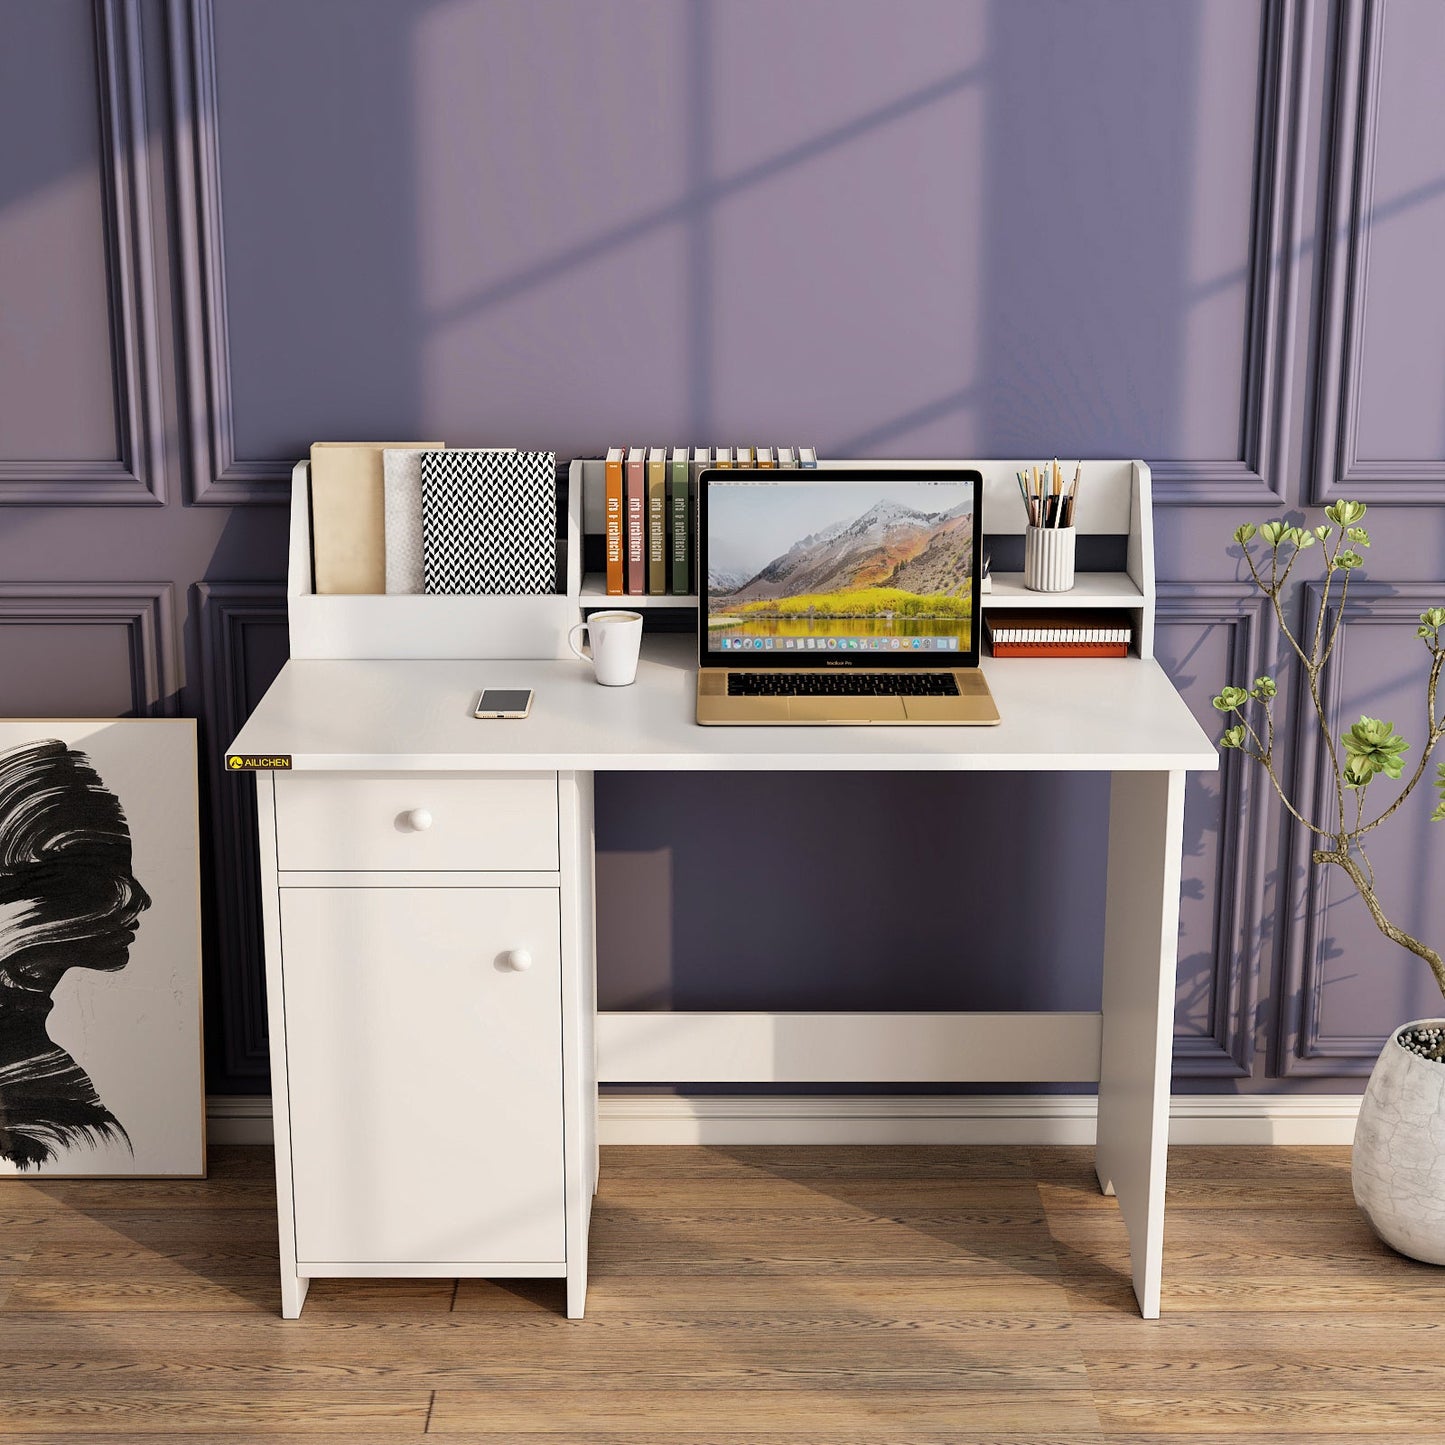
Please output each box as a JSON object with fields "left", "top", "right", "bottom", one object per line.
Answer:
{"left": 1246, "top": 744, "right": 1330, "bottom": 836}
{"left": 1319, "top": 568, "right": 1352, "bottom": 671}
{"left": 1247, "top": 548, "right": 1312, "bottom": 670}
{"left": 1313, "top": 845, "right": 1445, "bottom": 1000}
{"left": 1309, "top": 560, "right": 1332, "bottom": 665}
{"left": 1356, "top": 647, "right": 1445, "bottom": 837}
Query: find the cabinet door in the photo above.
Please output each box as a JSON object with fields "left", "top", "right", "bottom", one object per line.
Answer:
{"left": 280, "top": 887, "right": 565, "bottom": 1265}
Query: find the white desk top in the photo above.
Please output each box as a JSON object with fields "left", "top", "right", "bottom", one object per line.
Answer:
{"left": 227, "top": 636, "right": 1216, "bottom": 773}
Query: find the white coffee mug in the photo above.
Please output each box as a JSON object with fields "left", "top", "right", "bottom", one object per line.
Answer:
{"left": 568, "top": 610, "right": 643, "bottom": 686}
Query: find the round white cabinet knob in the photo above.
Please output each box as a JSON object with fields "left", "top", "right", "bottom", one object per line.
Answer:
{"left": 503, "top": 949, "right": 533, "bottom": 973}
{"left": 401, "top": 807, "right": 433, "bottom": 832}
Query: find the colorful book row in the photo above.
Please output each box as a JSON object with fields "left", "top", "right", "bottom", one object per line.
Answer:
{"left": 603, "top": 445, "right": 818, "bottom": 597}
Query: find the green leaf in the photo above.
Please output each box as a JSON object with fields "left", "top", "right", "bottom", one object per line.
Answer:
{"left": 1219, "top": 725, "right": 1246, "bottom": 750}
{"left": 1233, "top": 523, "right": 1258, "bottom": 545}
{"left": 1337, "top": 550, "right": 1364, "bottom": 570}
{"left": 1285, "top": 527, "right": 1317, "bottom": 549}
{"left": 1314, "top": 524, "right": 1331, "bottom": 541}
{"left": 1212, "top": 686, "right": 1249, "bottom": 712}
{"left": 1343, "top": 754, "right": 1375, "bottom": 789}
{"left": 1342, "top": 716, "right": 1409, "bottom": 781}
{"left": 1326, "top": 500, "right": 1367, "bottom": 526}
{"left": 1421, "top": 607, "right": 1445, "bottom": 629}
{"left": 1347, "top": 526, "right": 1370, "bottom": 547}
{"left": 1251, "top": 675, "right": 1278, "bottom": 699}
{"left": 1259, "top": 520, "right": 1288, "bottom": 548}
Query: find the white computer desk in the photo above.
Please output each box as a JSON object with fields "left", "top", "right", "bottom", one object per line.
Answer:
{"left": 230, "top": 633, "right": 1215, "bottom": 1320}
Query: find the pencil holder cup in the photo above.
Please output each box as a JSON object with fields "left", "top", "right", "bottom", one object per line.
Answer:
{"left": 1024, "top": 525, "right": 1075, "bottom": 592}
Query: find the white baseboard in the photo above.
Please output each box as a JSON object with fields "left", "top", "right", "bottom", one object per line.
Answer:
{"left": 208, "top": 1092, "right": 1363, "bottom": 1149}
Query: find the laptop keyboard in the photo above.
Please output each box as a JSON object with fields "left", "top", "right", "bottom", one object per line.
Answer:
{"left": 727, "top": 671, "right": 961, "bottom": 697}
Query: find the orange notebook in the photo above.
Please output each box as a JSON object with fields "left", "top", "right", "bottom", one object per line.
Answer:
{"left": 604, "top": 447, "right": 625, "bottom": 595}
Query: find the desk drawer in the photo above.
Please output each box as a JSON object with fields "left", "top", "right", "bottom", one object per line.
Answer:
{"left": 274, "top": 773, "right": 558, "bottom": 873}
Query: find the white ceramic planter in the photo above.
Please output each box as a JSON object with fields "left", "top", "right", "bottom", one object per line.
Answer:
{"left": 1352, "top": 1018, "right": 1445, "bottom": 1264}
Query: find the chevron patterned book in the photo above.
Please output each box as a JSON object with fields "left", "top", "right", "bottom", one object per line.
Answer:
{"left": 420, "top": 449, "right": 558, "bottom": 595}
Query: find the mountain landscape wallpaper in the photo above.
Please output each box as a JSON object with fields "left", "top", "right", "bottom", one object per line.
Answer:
{"left": 706, "top": 483, "right": 975, "bottom": 645}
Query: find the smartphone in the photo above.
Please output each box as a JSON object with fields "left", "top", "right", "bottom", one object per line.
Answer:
{"left": 474, "top": 688, "right": 534, "bottom": 720}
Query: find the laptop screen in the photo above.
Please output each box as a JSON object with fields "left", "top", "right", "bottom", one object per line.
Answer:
{"left": 700, "top": 468, "right": 981, "bottom": 667}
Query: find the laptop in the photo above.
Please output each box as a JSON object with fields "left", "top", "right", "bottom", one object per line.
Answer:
{"left": 696, "top": 465, "right": 1000, "bottom": 725}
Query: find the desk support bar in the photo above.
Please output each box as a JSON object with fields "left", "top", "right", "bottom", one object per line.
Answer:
{"left": 597, "top": 1011, "right": 1104, "bottom": 1085}
{"left": 1095, "top": 769, "right": 1186, "bottom": 1319}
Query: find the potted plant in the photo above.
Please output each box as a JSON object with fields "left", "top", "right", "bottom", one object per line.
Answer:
{"left": 1212, "top": 500, "right": 1445, "bottom": 1262}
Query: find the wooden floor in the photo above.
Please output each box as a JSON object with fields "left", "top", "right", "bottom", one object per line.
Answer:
{"left": 1, "top": 1144, "right": 1443, "bottom": 1441}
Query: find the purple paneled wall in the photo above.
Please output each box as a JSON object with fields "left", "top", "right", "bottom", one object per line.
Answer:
{"left": 0, "top": 0, "right": 1441, "bottom": 1094}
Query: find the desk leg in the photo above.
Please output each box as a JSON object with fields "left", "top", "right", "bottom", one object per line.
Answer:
{"left": 560, "top": 771, "right": 598, "bottom": 1321}
{"left": 256, "top": 773, "right": 310, "bottom": 1320}
{"left": 1096, "top": 769, "right": 1185, "bottom": 1319}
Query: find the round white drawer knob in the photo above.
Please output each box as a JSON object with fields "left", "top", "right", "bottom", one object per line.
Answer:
{"left": 402, "top": 808, "right": 433, "bottom": 832}
{"left": 503, "top": 949, "right": 533, "bottom": 973}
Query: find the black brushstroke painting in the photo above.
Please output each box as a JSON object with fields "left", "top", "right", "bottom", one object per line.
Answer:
{"left": 0, "top": 740, "right": 151, "bottom": 1170}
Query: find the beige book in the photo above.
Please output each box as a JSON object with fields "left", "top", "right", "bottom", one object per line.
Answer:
{"left": 310, "top": 441, "right": 444, "bottom": 594}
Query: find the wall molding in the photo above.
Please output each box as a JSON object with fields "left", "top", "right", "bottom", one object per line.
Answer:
{"left": 169, "top": 0, "right": 289, "bottom": 504}
{"left": 1156, "top": 586, "right": 1271, "bottom": 1076}
{"left": 1152, "top": 0, "right": 1309, "bottom": 506}
{"left": 0, "top": 582, "right": 177, "bottom": 715}
{"left": 1310, "top": 0, "right": 1445, "bottom": 503}
{"left": 207, "top": 1092, "right": 1365, "bottom": 1149}
{"left": 163, "top": 0, "right": 1310, "bottom": 508}
{"left": 195, "top": 583, "right": 288, "bottom": 1080}
{"left": 1278, "top": 581, "right": 1445, "bottom": 1074}
{"left": 0, "top": 0, "right": 165, "bottom": 505}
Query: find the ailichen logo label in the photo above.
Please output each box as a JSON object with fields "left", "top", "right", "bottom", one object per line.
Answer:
{"left": 227, "top": 754, "right": 292, "bottom": 771}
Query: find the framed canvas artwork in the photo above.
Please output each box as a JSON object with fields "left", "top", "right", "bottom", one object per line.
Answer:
{"left": 0, "top": 720, "right": 204, "bottom": 1176}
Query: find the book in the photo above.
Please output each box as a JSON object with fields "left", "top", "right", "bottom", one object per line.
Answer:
{"left": 776, "top": 446, "right": 796, "bottom": 468}
{"left": 604, "top": 446, "right": 625, "bottom": 595}
{"left": 756, "top": 446, "right": 775, "bottom": 469}
{"left": 986, "top": 609, "right": 1133, "bottom": 657}
{"left": 798, "top": 446, "right": 818, "bottom": 468}
{"left": 714, "top": 447, "right": 732, "bottom": 469}
{"left": 420, "top": 449, "right": 557, "bottom": 595}
{"left": 647, "top": 447, "right": 667, "bottom": 594}
{"left": 669, "top": 447, "right": 690, "bottom": 595}
{"left": 691, "top": 446, "right": 709, "bottom": 591}
{"left": 735, "top": 445, "right": 753, "bottom": 469}
{"left": 625, "top": 447, "right": 645, "bottom": 595}
{"left": 311, "top": 441, "right": 443, "bottom": 594}
{"left": 382, "top": 446, "right": 445, "bottom": 594}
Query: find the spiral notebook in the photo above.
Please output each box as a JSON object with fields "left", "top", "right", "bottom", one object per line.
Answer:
{"left": 986, "top": 609, "right": 1133, "bottom": 657}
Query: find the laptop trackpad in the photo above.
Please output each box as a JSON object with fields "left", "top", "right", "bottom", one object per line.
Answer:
{"left": 787, "top": 698, "right": 907, "bottom": 723}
